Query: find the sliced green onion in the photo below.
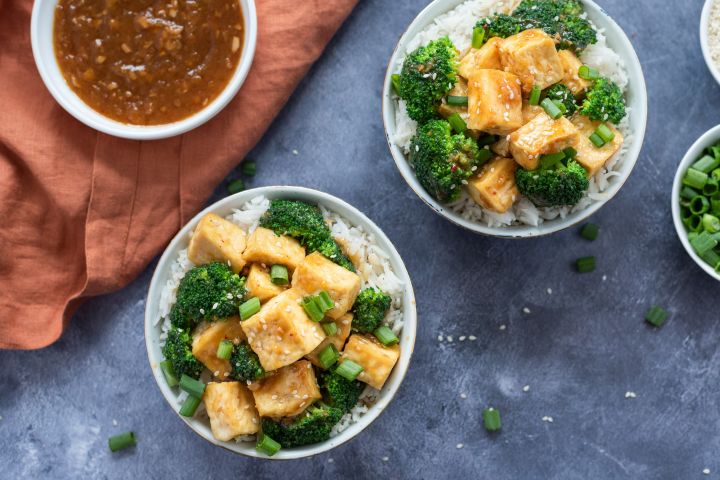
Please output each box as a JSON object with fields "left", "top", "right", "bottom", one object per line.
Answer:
{"left": 256, "top": 433, "right": 281, "bottom": 456}
{"left": 239, "top": 297, "right": 261, "bottom": 320}
{"left": 702, "top": 248, "right": 720, "bottom": 270}
{"left": 563, "top": 147, "right": 578, "bottom": 158}
{"left": 589, "top": 133, "right": 606, "bottom": 148}
{"left": 595, "top": 124, "right": 615, "bottom": 143}
{"left": 160, "top": 360, "right": 179, "bottom": 388}
{"left": 702, "top": 214, "right": 720, "bottom": 233}
{"left": 447, "top": 95, "right": 469, "bottom": 106}
{"left": 680, "top": 186, "right": 700, "bottom": 200}
{"left": 391, "top": 74, "right": 401, "bottom": 95}
{"left": 227, "top": 179, "right": 245, "bottom": 195}
{"left": 703, "top": 178, "right": 719, "bottom": 196}
{"left": 448, "top": 113, "right": 467, "bottom": 134}
{"left": 322, "top": 321, "right": 338, "bottom": 337}
{"left": 688, "top": 231, "right": 700, "bottom": 242}
{"left": 472, "top": 26, "right": 485, "bottom": 49}
{"left": 690, "top": 231, "right": 718, "bottom": 255}
{"left": 681, "top": 207, "right": 694, "bottom": 222}
{"left": 179, "top": 395, "right": 201, "bottom": 417}
{"left": 580, "top": 223, "right": 599, "bottom": 241}
{"left": 683, "top": 168, "right": 709, "bottom": 190}
{"left": 483, "top": 407, "right": 502, "bottom": 432}
{"left": 241, "top": 161, "right": 257, "bottom": 176}
{"left": 302, "top": 297, "right": 324, "bottom": 322}
{"left": 477, "top": 147, "right": 494, "bottom": 164}
{"left": 541, "top": 98, "right": 562, "bottom": 119}
{"left": 690, "top": 195, "right": 710, "bottom": 215}
{"left": 270, "top": 265, "right": 289, "bottom": 285}
{"left": 529, "top": 85, "right": 542, "bottom": 106}
{"left": 539, "top": 152, "right": 565, "bottom": 169}
{"left": 374, "top": 325, "right": 399, "bottom": 346}
{"left": 108, "top": 432, "right": 136, "bottom": 452}
{"left": 576, "top": 256, "right": 596, "bottom": 273}
{"left": 712, "top": 168, "right": 720, "bottom": 182}
{"left": 645, "top": 306, "right": 669, "bottom": 328}
{"left": 477, "top": 134, "right": 498, "bottom": 148}
{"left": 318, "top": 344, "right": 340, "bottom": 369}
{"left": 179, "top": 374, "right": 206, "bottom": 398}
{"left": 217, "top": 340, "right": 234, "bottom": 360}
{"left": 685, "top": 214, "right": 703, "bottom": 233}
{"left": 317, "top": 291, "right": 335, "bottom": 312}
{"left": 692, "top": 155, "right": 720, "bottom": 173}
{"left": 578, "top": 65, "right": 600, "bottom": 80}
{"left": 712, "top": 194, "right": 720, "bottom": 216}
{"left": 335, "top": 360, "right": 364, "bottom": 381}
{"left": 552, "top": 99, "right": 567, "bottom": 114}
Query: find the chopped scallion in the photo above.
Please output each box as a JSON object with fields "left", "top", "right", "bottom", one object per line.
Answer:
{"left": 529, "top": 85, "right": 542, "bottom": 106}
{"left": 335, "top": 360, "right": 364, "bottom": 381}
{"left": 472, "top": 26, "right": 485, "bottom": 49}
{"left": 690, "top": 195, "right": 710, "bottom": 215}
{"left": 179, "top": 395, "right": 201, "bottom": 417}
{"left": 589, "top": 133, "right": 606, "bottom": 148}
{"left": 241, "top": 161, "right": 257, "bottom": 176}
{"left": 477, "top": 147, "right": 494, "bottom": 164}
{"left": 239, "top": 297, "right": 261, "bottom": 320}
{"left": 302, "top": 297, "right": 324, "bottom": 322}
{"left": 683, "top": 168, "right": 709, "bottom": 190}
{"left": 576, "top": 256, "right": 596, "bottom": 273}
{"left": 108, "top": 432, "right": 136, "bottom": 452}
{"left": 447, "top": 95, "right": 469, "bottom": 106}
{"left": 317, "top": 291, "right": 335, "bottom": 312}
{"left": 702, "top": 214, "right": 720, "bottom": 233}
{"left": 692, "top": 155, "right": 720, "bottom": 173}
{"left": 541, "top": 98, "right": 562, "bottom": 119}
{"left": 483, "top": 407, "right": 502, "bottom": 432}
{"left": 578, "top": 65, "right": 600, "bottom": 80}
{"left": 703, "top": 178, "right": 719, "bottom": 196}
{"left": 227, "top": 179, "right": 245, "bottom": 195}
{"left": 160, "top": 360, "right": 179, "bottom": 388}
{"left": 539, "top": 152, "right": 565, "bottom": 169}
{"left": 179, "top": 374, "right": 206, "bottom": 399}
{"left": 680, "top": 186, "right": 700, "bottom": 200}
{"left": 690, "top": 231, "right": 718, "bottom": 255}
{"left": 391, "top": 73, "right": 401, "bottom": 95}
{"left": 448, "top": 113, "right": 467, "bottom": 134}
{"left": 374, "top": 325, "right": 399, "bottom": 346}
{"left": 645, "top": 306, "right": 669, "bottom": 328}
{"left": 270, "top": 265, "right": 289, "bottom": 285}
{"left": 318, "top": 344, "right": 340, "bottom": 369}
{"left": 217, "top": 340, "right": 234, "bottom": 360}
{"left": 580, "top": 223, "right": 599, "bottom": 241}
{"left": 595, "top": 124, "right": 615, "bottom": 143}
{"left": 256, "top": 433, "right": 281, "bottom": 456}
{"left": 322, "top": 321, "right": 338, "bottom": 337}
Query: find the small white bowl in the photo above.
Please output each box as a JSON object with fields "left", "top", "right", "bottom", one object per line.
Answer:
{"left": 701, "top": 0, "right": 720, "bottom": 85}
{"left": 144, "top": 186, "right": 417, "bottom": 459}
{"left": 382, "top": 0, "right": 647, "bottom": 238}
{"left": 671, "top": 125, "right": 720, "bottom": 282}
{"left": 30, "top": 0, "right": 257, "bottom": 140}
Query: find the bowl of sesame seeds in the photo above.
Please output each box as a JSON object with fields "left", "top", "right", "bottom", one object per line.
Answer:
{"left": 701, "top": 0, "right": 720, "bottom": 86}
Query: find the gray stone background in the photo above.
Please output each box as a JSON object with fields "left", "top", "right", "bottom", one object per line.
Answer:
{"left": 2, "top": 0, "right": 719, "bottom": 478}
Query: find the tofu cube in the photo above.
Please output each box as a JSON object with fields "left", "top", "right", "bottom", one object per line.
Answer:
{"left": 188, "top": 213, "right": 247, "bottom": 273}
{"left": 509, "top": 112, "right": 579, "bottom": 170}
{"left": 467, "top": 69, "right": 523, "bottom": 135}
{"left": 241, "top": 290, "right": 326, "bottom": 371}
{"left": 246, "top": 263, "right": 286, "bottom": 303}
{"left": 242, "top": 227, "right": 306, "bottom": 272}
{"left": 467, "top": 157, "right": 519, "bottom": 213}
{"left": 192, "top": 317, "right": 246, "bottom": 379}
{"left": 292, "top": 252, "right": 361, "bottom": 320}
{"left": 438, "top": 78, "right": 469, "bottom": 119}
{"left": 569, "top": 114, "right": 624, "bottom": 176}
{"left": 558, "top": 50, "right": 592, "bottom": 97}
{"left": 341, "top": 334, "right": 400, "bottom": 390}
{"left": 491, "top": 136, "right": 510, "bottom": 157}
{"left": 458, "top": 38, "right": 503, "bottom": 79}
{"left": 306, "top": 313, "right": 353, "bottom": 368}
{"left": 204, "top": 382, "right": 259, "bottom": 441}
{"left": 522, "top": 99, "right": 545, "bottom": 125}
{"left": 252, "top": 360, "right": 322, "bottom": 417}
{"left": 499, "top": 29, "right": 564, "bottom": 94}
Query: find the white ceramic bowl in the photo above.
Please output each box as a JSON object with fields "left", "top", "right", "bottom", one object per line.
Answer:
{"left": 144, "top": 186, "right": 417, "bottom": 459}
{"left": 382, "top": 0, "right": 647, "bottom": 238}
{"left": 671, "top": 125, "right": 720, "bottom": 282}
{"left": 31, "top": 0, "right": 257, "bottom": 140}
{"left": 701, "top": 0, "right": 720, "bottom": 86}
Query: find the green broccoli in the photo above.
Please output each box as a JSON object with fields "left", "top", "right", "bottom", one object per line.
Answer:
{"left": 580, "top": 77, "right": 626, "bottom": 125}
{"left": 261, "top": 404, "right": 344, "bottom": 448}
{"left": 162, "top": 326, "right": 204, "bottom": 380}
{"left": 557, "top": 16, "right": 597, "bottom": 51}
{"left": 516, "top": 158, "right": 589, "bottom": 207}
{"left": 511, "top": 0, "right": 597, "bottom": 52}
{"left": 351, "top": 287, "right": 392, "bottom": 334}
{"left": 259, "top": 200, "right": 355, "bottom": 272}
{"left": 409, "top": 119, "right": 486, "bottom": 203}
{"left": 169, "top": 262, "right": 246, "bottom": 330}
{"left": 476, "top": 14, "right": 522, "bottom": 41}
{"left": 543, "top": 84, "right": 577, "bottom": 117}
{"left": 398, "top": 37, "right": 458, "bottom": 124}
{"left": 229, "top": 343, "right": 265, "bottom": 382}
{"left": 320, "top": 371, "right": 365, "bottom": 413}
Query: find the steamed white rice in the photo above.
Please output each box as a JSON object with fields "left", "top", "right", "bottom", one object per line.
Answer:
{"left": 391, "top": 0, "right": 632, "bottom": 228}
{"left": 156, "top": 195, "right": 405, "bottom": 441}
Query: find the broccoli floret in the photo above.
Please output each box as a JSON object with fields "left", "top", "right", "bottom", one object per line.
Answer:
{"left": 229, "top": 343, "right": 264, "bottom": 382}
{"left": 580, "top": 78, "right": 626, "bottom": 125}
{"left": 170, "top": 263, "right": 246, "bottom": 330}
{"left": 320, "top": 371, "right": 365, "bottom": 413}
{"left": 259, "top": 200, "right": 355, "bottom": 272}
{"left": 351, "top": 287, "right": 392, "bottom": 334}
{"left": 476, "top": 14, "right": 522, "bottom": 40}
{"left": 409, "top": 119, "right": 485, "bottom": 203}
{"left": 511, "top": 0, "right": 597, "bottom": 52}
{"left": 261, "top": 404, "right": 343, "bottom": 448}
{"left": 543, "top": 84, "right": 577, "bottom": 117}
{"left": 513, "top": 0, "right": 562, "bottom": 34}
{"left": 556, "top": 0, "right": 584, "bottom": 15}
{"left": 162, "top": 327, "right": 204, "bottom": 380}
{"left": 398, "top": 37, "right": 458, "bottom": 124}
{"left": 558, "top": 16, "right": 597, "bottom": 51}
{"left": 516, "top": 159, "right": 589, "bottom": 207}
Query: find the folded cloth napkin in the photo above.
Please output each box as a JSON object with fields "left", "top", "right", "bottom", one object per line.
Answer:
{"left": 0, "top": 0, "right": 359, "bottom": 349}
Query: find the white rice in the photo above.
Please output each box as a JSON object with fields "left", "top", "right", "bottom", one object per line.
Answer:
{"left": 391, "top": 0, "right": 632, "bottom": 228}
{"left": 156, "top": 195, "right": 404, "bottom": 440}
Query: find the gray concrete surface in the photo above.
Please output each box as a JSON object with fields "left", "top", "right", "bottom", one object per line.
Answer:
{"left": 2, "top": 0, "right": 719, "bottom": 478}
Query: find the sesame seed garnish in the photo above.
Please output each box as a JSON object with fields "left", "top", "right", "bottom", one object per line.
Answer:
{"left": 292, "top": 149, "right": 299, "bottom": 155}
{"left": 212, "top": 302, "right": 219, "bottom": 310}
{"left": 541, "top": 416, "right": 554, "bottom": 423}
{"left": 499, "top": 324, "right": 506, "bottom": 331}
{"left": 460, "top": 393, "right": 467, "bottom": 399}
{"left": 468, "top": 335, "right": 477, "bottom": 341}
{"left": 459, "top": 336, "right": 466, "bottom": 341}
{"left": 456, "top": 443, "right": 464, "bottom": 449}
{"left": 522, "top": 307, "right": 531, "bottom": 314}
{"left": 625, "top": 391, "right": 637, "bottom": 399}
{"left": 547, "top": 288, "right": 552, "bottom": 295}
{"left": 382, "top": 456, "right": 389, "bottom": 462}
{"left": 112, "top": 419, "right": 118, "bottom": 426}
{"left": 703, "top": 468, "right": 711, "bottom": 475}
{"left": 522, "top": 385, "right": 530, "bottom": 392}
{"left": 446, "top": 335, "right": 453, "bottom": 343}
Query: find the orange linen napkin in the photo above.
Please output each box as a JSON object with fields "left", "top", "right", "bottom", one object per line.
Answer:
{"left": 0, "top": 0, "right": 359, "bottom": 349}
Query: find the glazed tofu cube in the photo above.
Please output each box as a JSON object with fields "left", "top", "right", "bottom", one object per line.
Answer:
{"left": 491, "top": 136, "right": 510, "bottom": 157}
{"left": 252, "top": 360, "right": 322, "bottom": 417}
{"left": 467, "top": 157, "right": 519, "bottom": 213}
{"left": 292, "top": 252, "right": 361, "bottom": 320}
{"left": 499, "top": 29, "right": 564, "bottom": 94}
{"left": 558, "top": 50, "right": 591, "bottom": 97}
{"left": 467, "top": 69, "right": 523, "bottom": 135}
{"left": 522, "top": 100, "right": 545, "bottom": 125}
{"left": 438, "top": 78, "right": 469, "bottom": 119}
{"left": 306, "top": 313, "right": 353, "bottom": 368}
{"left": 458, "top": 38, "right": 503, "bottom": 79}
{"left": 241, "top": 290, "right": 325, "bottom": 371}
{"left": 569, "top": 114, "right": 624, "bottom": 176}
{"left": 192, "top": 317, "right": 246, "bottom": 379}
{"left": 509, "top": 112, "right": 579, "bottom": 170}
{"left": 242, "top": 227, "right": 305, "bottom": 272}
{"left": 341, "top": 334, "right": 400, "bottom": 390}
{"left": 188, "top": 213, "right": 247, "bottom": 273}
{"left": 204, "top": 382, "right": 259, "bottom": 441}
{"left": 246, "top": 264, "right": 286, "bottom": 303}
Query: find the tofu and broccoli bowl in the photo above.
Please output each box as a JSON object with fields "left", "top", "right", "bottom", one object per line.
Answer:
{"left": 145, "top": 188, "right": 415, "bottom": 458}
{"left": 384, "top": 0, "right": 646, "bottom": 235}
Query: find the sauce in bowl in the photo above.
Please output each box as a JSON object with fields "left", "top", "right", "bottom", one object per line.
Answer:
{"left": 53, "top": 0, "right": 244, "bottom": 126}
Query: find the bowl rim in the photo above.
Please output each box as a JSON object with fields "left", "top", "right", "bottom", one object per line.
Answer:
{"left": 671, "top": 125, "right": 720, "bottom": 282}
{"left": 30, "top": 0, "right": 258, "bottom": 140}
{"left": 144, "top": 186, "right": 418, "bottom": 460}
{"left": 700, "top": 0, "right": 720, "bottom": 86}
{"left": 381, "top": 0, "right": 648, "bottom": 238}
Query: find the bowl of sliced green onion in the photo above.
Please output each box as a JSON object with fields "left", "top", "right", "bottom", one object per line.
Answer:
{"left": 673, "top": 125, "right": 720, "bottom": 281}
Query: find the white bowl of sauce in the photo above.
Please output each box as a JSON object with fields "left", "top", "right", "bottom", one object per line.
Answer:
{"left": 31, "top": 0, "right": 257, "bottom": 140}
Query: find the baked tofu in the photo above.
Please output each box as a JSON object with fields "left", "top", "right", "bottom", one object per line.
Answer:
{"left": 246, "top": 264, "right": 286, "bottom": 303}
{"left": 491, "top": 136, "right": 511, "bottom": 157}
{"left": 341, "top": 334, "right": 400, "bottom": 390}
{"left": 509, "top": 112, "right": 579, "bottom": 170}
{"left": 188, "top": 213, "right": 247, "bottom": 273}
{"left": 569, "top": 114, "right": 624, "bottom": 176}
{"left": 499, "top": 29, "right": 564, "bottom": 94}
{"left": 522, "top": 100, "right": 545, "bottom": 125}
{"left": 558, "top": 50, "right": 591, "bottom": 97}
{"left": 467, "top": 69, "right": 523, "bottom": 135}
{"left": 192, "top": 317, "right": 246, "bottom": 379}
{"left": 292, "top": 252, "right": 362, "bottom": 320}
{"left": 252, "top": 360, "right": 322, "bottom": 417}
{"left": 305, "top": 313, "right": 353, "bottom": 368}
{"left": 438, "top": 78, "right": 469, "bottom": 119}
{"left": 458, "top": 38, "right": 503, "bottom": 79}
{"left": 204, "top": 382, "right": 259, "bottom": 441}
{"left": 467, "top": 157, "right": 519, "bottom": 213}
{"left": 241, "top": 290, "right": 326, "bottom": 371}
{"left": 242, "top": 227, "right": 305, "bottom": 272}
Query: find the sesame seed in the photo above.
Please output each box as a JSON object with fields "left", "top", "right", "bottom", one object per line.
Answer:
{"left": 459, "top": 336, "right": 466, "bottom": 341}
{"left": 499, "top": 324, "right": 506, "bottom": 331}
{"left": 212, "top": 302, "right": 219, "bottom": 310}
{"left": 456, "top": 443, "right": 464, "bottom": 449}
{"left": 460, "top": 393, "right": 467, "bottom": 399}
{"left": 199, "top": 308, "right": 205, "bottom": 315}
{"left": 382, "top": 456, "right": 389, "bottom": 462}
{"left": 447, "top": 335, "right": 453, "bottom": 343}
{"left": 292, "top": 149, "right": 299, "bottom": 155}
{"left": 547, "top": 288, "right": 552, "bottom": 295}
{"left": 703, "top": 468, "right": 711, "bottom": 475}
{"left": 271, "top": 395, "right": 278, "bottom": 400}
{"left": 625, "top": 391, "right": 637, "bottom": 399}
{"left": 468, "top": 335, "right": 477, "bottom": 341}
{"left": 328, "top": 458, "right": 334, "bottom": 463}
{"left": 112, "top": 419, "right": 118, "bottom": 426}
{"left": 438, "top": 334, "right": 444, "bottom": 342}
{"left": 542, "top": 416, "right": 554, "bottom": 423}
{"left": 522, "top": 385, "right": 530, "bottom": 392}
{"left": 522, "top": 307, "right": 531, "bottom": 314}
